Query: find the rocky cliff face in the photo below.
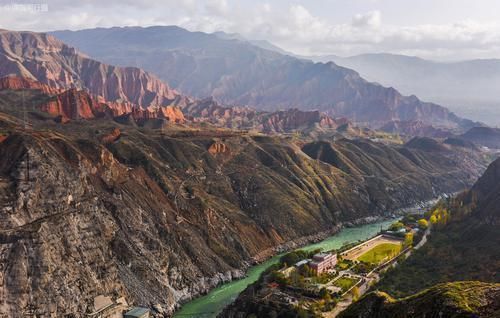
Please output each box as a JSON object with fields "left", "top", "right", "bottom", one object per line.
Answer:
{"left": 0, "top": 76, "right": 60, "bottom": 95}
{"left": 0, "top": 89, "right": 490, "bottom": 316}
{"left": 184, "top": 97, "right": 348, "bottom": 134}
{"left": 0, "top": 76, "right": 185, "bottom": 123}
{"left": 52, "top": 26, "right": 477, "bottom": 132}
{"left": 0, "top": 30, "right": 190, "bottom": 108}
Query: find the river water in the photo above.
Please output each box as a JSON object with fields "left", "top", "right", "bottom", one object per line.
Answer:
{"left": 173, "top": 219, "right": 395, "bottom": 317}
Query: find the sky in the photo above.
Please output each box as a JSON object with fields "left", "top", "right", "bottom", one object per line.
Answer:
{"left": 1, "top": 0, "right": 500, "bottom": 61}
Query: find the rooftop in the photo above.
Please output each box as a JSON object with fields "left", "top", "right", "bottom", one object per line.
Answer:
{"left": 295, "top": 259, "right": 311, "bottom": 267}
{"left": 315, "top": 252, "right": 329, "bottom": 258}
{"left": 124, "top": 307, "right": 149, "bottom": 317}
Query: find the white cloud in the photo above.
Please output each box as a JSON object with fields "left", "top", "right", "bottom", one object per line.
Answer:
{"left": 352, "top": 11, "right": 381, "bottom": 29}
{"left": 1, "top": 0, "right": 500, "bottom": 60}
{"left": 205, "top": 0, "right": 229, "bottom": 16}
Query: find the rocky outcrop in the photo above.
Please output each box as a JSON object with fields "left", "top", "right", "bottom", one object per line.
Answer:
{"left": 0, "top": 76, "right": 60, "bottom": 94}
{"left": 1, "top": 76, "right": 185, "bottom": 124}
{"left": 101, "top": 128, "right": 121, "bottom": 144}
{"left": 0, "top": 30, "right": 191, "bottom": 108}
{"left": 185, "top": 98, "right": 348, "bottom": 134}
{"left": 208, "top": 140, "right": 229, "bottom": 155}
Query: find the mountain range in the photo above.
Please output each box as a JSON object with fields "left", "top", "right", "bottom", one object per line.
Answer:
{"left": 0, "top": 25, "right": 498, "bottom": 318}
{"left": 0, "top": 80, "right": 490, "bottom": 316}
{"left": 51, "top": 26, "right": 477, "bottom": 133}
{"left": 310, "top": 53, "right": 500, "bottom": 127}
{"left": 0, "top": 29, "right": 190, "bottom": 108}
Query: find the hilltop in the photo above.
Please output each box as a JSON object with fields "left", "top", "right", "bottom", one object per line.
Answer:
{"left": 340, "top": 281, "right": 500, "bottom": 318}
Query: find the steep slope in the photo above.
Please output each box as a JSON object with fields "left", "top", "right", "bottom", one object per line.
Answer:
{"left": 340, "top": 282, "right": 500, "bottom": 318}
{"left": 0, "top": 75, "right": 186, "bottom": 123}
{"left": 317, "top": 53, "right": 500, "bottom": 126}
{"left": 0, "top": 89, "right": 489, "bottom": 317}
{"left": 374, "top": 157, "right": 500, "bottom": 298}
{"left": 0, "top": 29, "right": 190, "bottom": 108}
{"left": 51, "top": 27, "right": 476, "bottom": 132}
{"left": 460, "top": 127, "right": 500, "bottom": 149}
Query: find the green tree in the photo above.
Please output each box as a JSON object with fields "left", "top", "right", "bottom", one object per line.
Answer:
{"left": 403, "top": 232, "right": 414, "bottom": 248}
{"left": 429, "top": 215, "right": 438, "bottom": 224}
{"left": 417, "top": 218, "right": 429, "bottom": 230}
{"left": 351, "top": 286, "right": 360, "bottom": 301}
{"left": 389, "top": 221, "right": 405, "bottom": 231}
{"left": 319, "top": 287, "right": 330, "bottom": 300}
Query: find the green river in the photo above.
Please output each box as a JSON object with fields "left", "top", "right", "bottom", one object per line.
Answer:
{"left": 173, "top": 219, "right": 395, "bottom": 317}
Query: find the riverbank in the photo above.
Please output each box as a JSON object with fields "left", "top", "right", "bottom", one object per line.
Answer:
{"left": 173, "top": 219, "right": 396, "bottom": 317}
{"left": 173, "top": 197, "right": 443, "bottom": 317}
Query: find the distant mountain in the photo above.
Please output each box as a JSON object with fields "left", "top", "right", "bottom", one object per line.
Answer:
{"left": 51, "top": 26, "right": 477, "bottom": 133}
{"left": 212, "top": 31, "right": 296, "bottom": 56}
{"left": 460, "top": 127, "right": 500, "bottom": 149}
{"left": 184, "top": 97, "right": 349, "bottom": 135}
{"left": 313, "top": 53, "right": 500, "bottom": 126}
{"left": 0, "top": 29, "right": 190, "bottom": 108}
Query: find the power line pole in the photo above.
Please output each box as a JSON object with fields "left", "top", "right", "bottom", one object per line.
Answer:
{"left": 22, "top": 91, "right": 30, "bottom": 182}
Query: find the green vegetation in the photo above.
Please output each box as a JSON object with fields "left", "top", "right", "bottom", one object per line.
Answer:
{"left": 388, "top": 221, "right": 405, "bottom": 231}
{"left": 351, "top": 261, "right": 377, "bottom": 275}
{"left": 417, "top": 218, "right": 428, "bottom": 230}
{"left": 376, "top": 220, "right": 500, "bottom": 298}
{"left": 357, "top": 243, "right": 401, "bottom": 265}
{"left": 333, "top": 277, "right": 359, "bottom": 293}
{"left": 335, "top": 259, "right": 353, "bottom": 270}
{"left": 402, "top": 232, "right": 414, "bottom": 248}
{"left": 280, "top": 249, "right": 321, "bottom": 267}
{"left": 340, "top": 281, "right": 500, "bottom": 318}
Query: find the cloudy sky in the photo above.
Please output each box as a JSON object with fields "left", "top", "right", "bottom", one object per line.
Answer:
{"left": 1, "top": 0, "right": 500, "bottom": 60}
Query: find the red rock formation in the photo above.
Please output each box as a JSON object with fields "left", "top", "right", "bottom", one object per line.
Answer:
{"left": 0, "top": 76, "right": 185, "bottom": 123}
{"left": 208, "top": 141, "right": 229, "bottom": 155}
{"left": 41, "top": 89, "right": 103, "bottom": 120}
{"left": 0, "top": 134, "right": 7, "bottom": 143}
{"left": 261, "top": 109, "right": 344, "bottom": 132}
{"left": 0, "top": 76, "right": 60, "bottom": 94}
{"left": 0, "top": 30, "right": 191, "bottom": 108}
{"left": 101, "top": 128, "right": 121, "bottom": 144}
{"left": 185, "top": 99, "right": 348, "bottom": 134}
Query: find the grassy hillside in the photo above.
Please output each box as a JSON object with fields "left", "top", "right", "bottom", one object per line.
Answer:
{"left": 375, "top": 158, "right": 500, "bottom": 298}
{"left": 340, "top": 281, "right": 500, "bottom": 318}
